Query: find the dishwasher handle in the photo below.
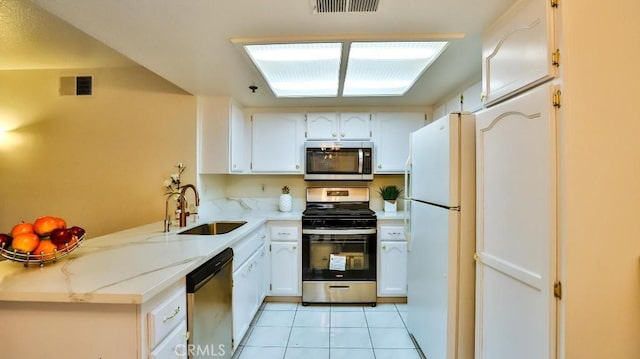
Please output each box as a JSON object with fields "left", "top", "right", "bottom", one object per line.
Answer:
{"left": 186, "top": 247, "right": 233, "bottom": 293}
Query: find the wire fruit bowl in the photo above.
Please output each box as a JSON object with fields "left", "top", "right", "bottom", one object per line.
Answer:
{"left": 0, "top": 234, "right": 85, "bottom": 267}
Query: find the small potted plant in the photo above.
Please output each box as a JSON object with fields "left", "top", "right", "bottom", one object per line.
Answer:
{"left": 279, "top": 185, "right": 292, "bottom": 212}
{"left": 378, "top": 185, "right": 403, "bottom": 212}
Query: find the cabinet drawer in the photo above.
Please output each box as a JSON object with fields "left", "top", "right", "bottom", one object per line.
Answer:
{"left": 232, "top": 230, "right": 266, "bottom": 270}
{"left": 148, "top": 287, "right": 187, "bottom": 349}
{"left": 270, "top": 226, "right": 298, "bottom": 241}
{"left": 149, "top": 320, "right": 187, "bottom": 359}
{"left": 379, "top": 226, "right": 405, "bottom": 241}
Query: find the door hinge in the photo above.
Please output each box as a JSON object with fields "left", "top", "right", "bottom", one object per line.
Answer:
{"left": 250, "top": 162, "right": 253, "bottom": 170}
{"left": 269, "top": 244, "right": 271, "bottom": 252}
{"left": 552, "top": 49, "right": 560, "bottom": 67}
{"left": 554, "top": 281, "right": 562, "bottom": 299}
{"left": 552, "top": 90, "right": 562, "bottom": 108}
{"left": 550, "top": 0, "right": 559, "bottom": 8}
{"left": 305, "top": 131, "right": 308, "bottom": 138}
{"left": 270, "top": 283, "right": 272, "bottom": 291}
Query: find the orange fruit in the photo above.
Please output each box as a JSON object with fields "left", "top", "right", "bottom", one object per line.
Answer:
{"left": 54, "top": 217, "right": 67, "bottom": 229}
{"left": 12, "top": 233, "right": 40, "bottom": 253}
{"left": 33, "top": 216, "right": 59, "bottom": 236}
{"left": 32, "top": 240, "right": 57, "bottom": 260}
{"left": 10, "top": 222, "right": 34, "bottom": 238}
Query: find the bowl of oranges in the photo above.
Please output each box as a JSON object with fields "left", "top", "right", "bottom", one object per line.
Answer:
{"left": 0, "top": 216, "right": 86, "bottom": 267}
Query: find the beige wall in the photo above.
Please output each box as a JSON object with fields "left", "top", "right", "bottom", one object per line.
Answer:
{"left": 562, "top": 0, "right": 640, "bottom": 357}
{"left": 0, "top": 66, "right": 196, "bottom": 237}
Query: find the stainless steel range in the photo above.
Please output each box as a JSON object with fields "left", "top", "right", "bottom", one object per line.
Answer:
{"left": 302, "top": 187, "right": 377, "bottom": 306}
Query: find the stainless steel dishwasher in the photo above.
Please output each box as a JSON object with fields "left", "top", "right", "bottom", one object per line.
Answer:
{"left": 186, "top": 247, "right": 233, "bottom": 359}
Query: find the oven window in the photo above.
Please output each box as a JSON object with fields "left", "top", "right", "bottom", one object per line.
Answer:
{"left": 306, "top": 148, "right": 361, "bottom": 174}
{"left": 303, "top": 233, "right": 376, "bottom": 281}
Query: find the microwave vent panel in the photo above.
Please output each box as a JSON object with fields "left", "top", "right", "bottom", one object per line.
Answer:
{"left": 310, "top": 0, "right": 379, "bottom": 13}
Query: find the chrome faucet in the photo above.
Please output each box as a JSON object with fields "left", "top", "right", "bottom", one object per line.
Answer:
{"left": 179, "top": 184, "right": 200, "bottom": 227}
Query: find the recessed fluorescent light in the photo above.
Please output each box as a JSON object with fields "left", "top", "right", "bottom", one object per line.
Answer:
{"left": 242, "top": 40, "right": 448, "bottom": 98}
{"left": 343, "top": 41, "right": 448, "bottom": 96}
{"left": 244, "top": 43, "right": 342, "bottom": 97}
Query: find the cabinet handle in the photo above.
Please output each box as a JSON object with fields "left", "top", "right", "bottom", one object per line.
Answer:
{"left": 332, "top": 132, "right": 337, "bottom": 137}
{"left": 293, "top": 245, "right": 297, "bottom": 250}
{"left": 295, "top": 164, "right": 300, "bottom": 170}
{"left": 378, "top": 164, "right": 382, "bottom": 169}
{"left": 340, "top": 133, "right": 345, "bottom": 137}
{"left": 382, "top": 245, "right": 387, "bottom": 250}
{"left": 163, "top": 306, "right": 181, "bottom": 323}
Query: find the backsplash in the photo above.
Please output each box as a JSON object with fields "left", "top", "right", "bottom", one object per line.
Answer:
{"left": 197, "top": 173, "right": 405, "bottom": 215}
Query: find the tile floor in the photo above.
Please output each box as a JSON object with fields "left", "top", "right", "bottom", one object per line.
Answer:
{"left": 233, "top": 302, "right": 422, "bottom": 359}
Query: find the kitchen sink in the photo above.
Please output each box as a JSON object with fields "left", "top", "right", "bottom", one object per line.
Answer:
{"left": 178, "top": 221, "right": 247, "bottom": 235}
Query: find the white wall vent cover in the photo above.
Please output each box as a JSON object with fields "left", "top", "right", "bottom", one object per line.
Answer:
{"left": 310, "top": 0, "right": 379, "bottom": 13}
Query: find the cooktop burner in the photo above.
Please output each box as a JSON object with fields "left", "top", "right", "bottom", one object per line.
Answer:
{"left": 302, "top": 207, "right": 376, "bottom": 217}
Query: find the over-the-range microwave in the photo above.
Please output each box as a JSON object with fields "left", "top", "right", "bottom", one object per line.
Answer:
{"left": 304, "top": 141, "right": 373, "bottom": 181}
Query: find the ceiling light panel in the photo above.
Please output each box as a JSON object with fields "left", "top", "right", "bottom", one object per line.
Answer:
{"left": 244, "top": 43, "right": 342, "bottom": 97}
{"left": 343, "top": 41, "right": 449, "bottom": 96}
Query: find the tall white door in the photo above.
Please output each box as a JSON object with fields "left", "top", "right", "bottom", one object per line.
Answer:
{"left": 475, "top": 82, "right": 557, "bottom": 359}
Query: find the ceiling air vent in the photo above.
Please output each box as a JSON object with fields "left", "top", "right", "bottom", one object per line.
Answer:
{"left": 311, "top": 0, "right": 379, "bottom": 13}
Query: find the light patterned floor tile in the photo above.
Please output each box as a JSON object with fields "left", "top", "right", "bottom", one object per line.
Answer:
{"left": 330, "top": 327, "right": 372, "bottom": 348}
{"left": 284, "top": 347, "right": 329, "bottom": 359}
{"left": 330, "top": 348, "right": 376, "bottom": 359}
{"left": 374, "top": 348, "right": 423, "bottom": 359}
{"left": 237, "top": 346, "right": 286, "bottom": 359}
{"left": 245, "top": 326, "right": 290, "bottom": 347}
{"left": 256, "top": 310, "right": 296, "bottom": 327}
{"left": 293, "top": 311, "right": 331, "bottom": 327}
{"left": 364, "top": 311, "right": 405, "bottom": 328}
{"left": 369, "top": 328, "right": 416, "bottom": 349}
{"left": 263, "top": 302, "right": 299, "bottom": 311}
{"left": 288, "top": 327, "right": 330, "bottom": 348}
{"left": 330, "top": 311, "right": 367, "bottom": 327}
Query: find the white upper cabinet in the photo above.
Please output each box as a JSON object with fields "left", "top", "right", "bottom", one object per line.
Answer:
{"left": 251, "top": 113, "right": 305, "bottom": 173}
{"left": 373, "top": 112, "right": 425, "bottom": 173}
{"left": 198, "top": 96, "right": 246, "bottom": 174}
{"left": 306, "top": 112, "right": 371, "bottom": 140}
{"left": 482, "top": 0, "right": 558, "bottom": 106}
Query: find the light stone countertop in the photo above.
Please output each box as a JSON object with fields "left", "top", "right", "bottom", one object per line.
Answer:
{"left": 0, "top": 211, "right": 301, "bottom": 305}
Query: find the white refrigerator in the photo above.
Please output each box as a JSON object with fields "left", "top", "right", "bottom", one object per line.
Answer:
{"left": 405, "top": 112, "right": 476, "bottom": 359}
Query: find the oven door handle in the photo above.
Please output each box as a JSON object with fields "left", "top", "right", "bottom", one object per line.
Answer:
{"left": 302, "top": 228, "right": 376, "bottom": 235}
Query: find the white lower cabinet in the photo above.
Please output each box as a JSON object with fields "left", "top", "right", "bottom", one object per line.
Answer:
{"left": 232, "top": 245, "right": 265, "bottom": 350}
{"left": 270, "top": 241, "right": 300, "bottom": 295}
{"left": 378, "top": 241, "right": 408, "bottom": 296}
{"left": 268, "top": 222, "right": 301, "bottom": 296}
{"left": 231, "top": 227, "right": 266, "bottom": 352}
{"left": 378, "top": 224, "right": 408, "bottom": 297}
{"left": 149, "top": 320, "right": 188, "bottom": 359}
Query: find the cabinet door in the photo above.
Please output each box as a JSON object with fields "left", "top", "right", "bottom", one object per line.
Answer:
{"left": 482, "top": 0, "right": 557, "bottom": 106}
{"left": 149, "top": 321, "right": 188, "bottom": 359}
{"left": 373, "top": 112, "right": 424, "bottom": 173}
{"left": 270, "top": 242, "right": 300, "bottom": 295}
{"left": 229, "top": 102, "right": 245, "bottom": 172}
{"left": 339, "top": 112, "right": 371, "bottom": 140}
{"left": 475, "top": 83, "right": 557, "bottom": 359}
{"left": 306, "top": 112, "right": 339, "bottom": 140}
{"left": 378, "top": 241, "right": 407, "bottom": 296}
{"left": 232, "top": 259, "right": 252, "bottom": 346}
{"left": 251, "top": 113, "right": 304, "bottom": 173}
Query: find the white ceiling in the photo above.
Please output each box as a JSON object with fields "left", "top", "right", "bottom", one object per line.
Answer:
{"left": 2, "top": 0, "right": 517, "bottom": 108}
